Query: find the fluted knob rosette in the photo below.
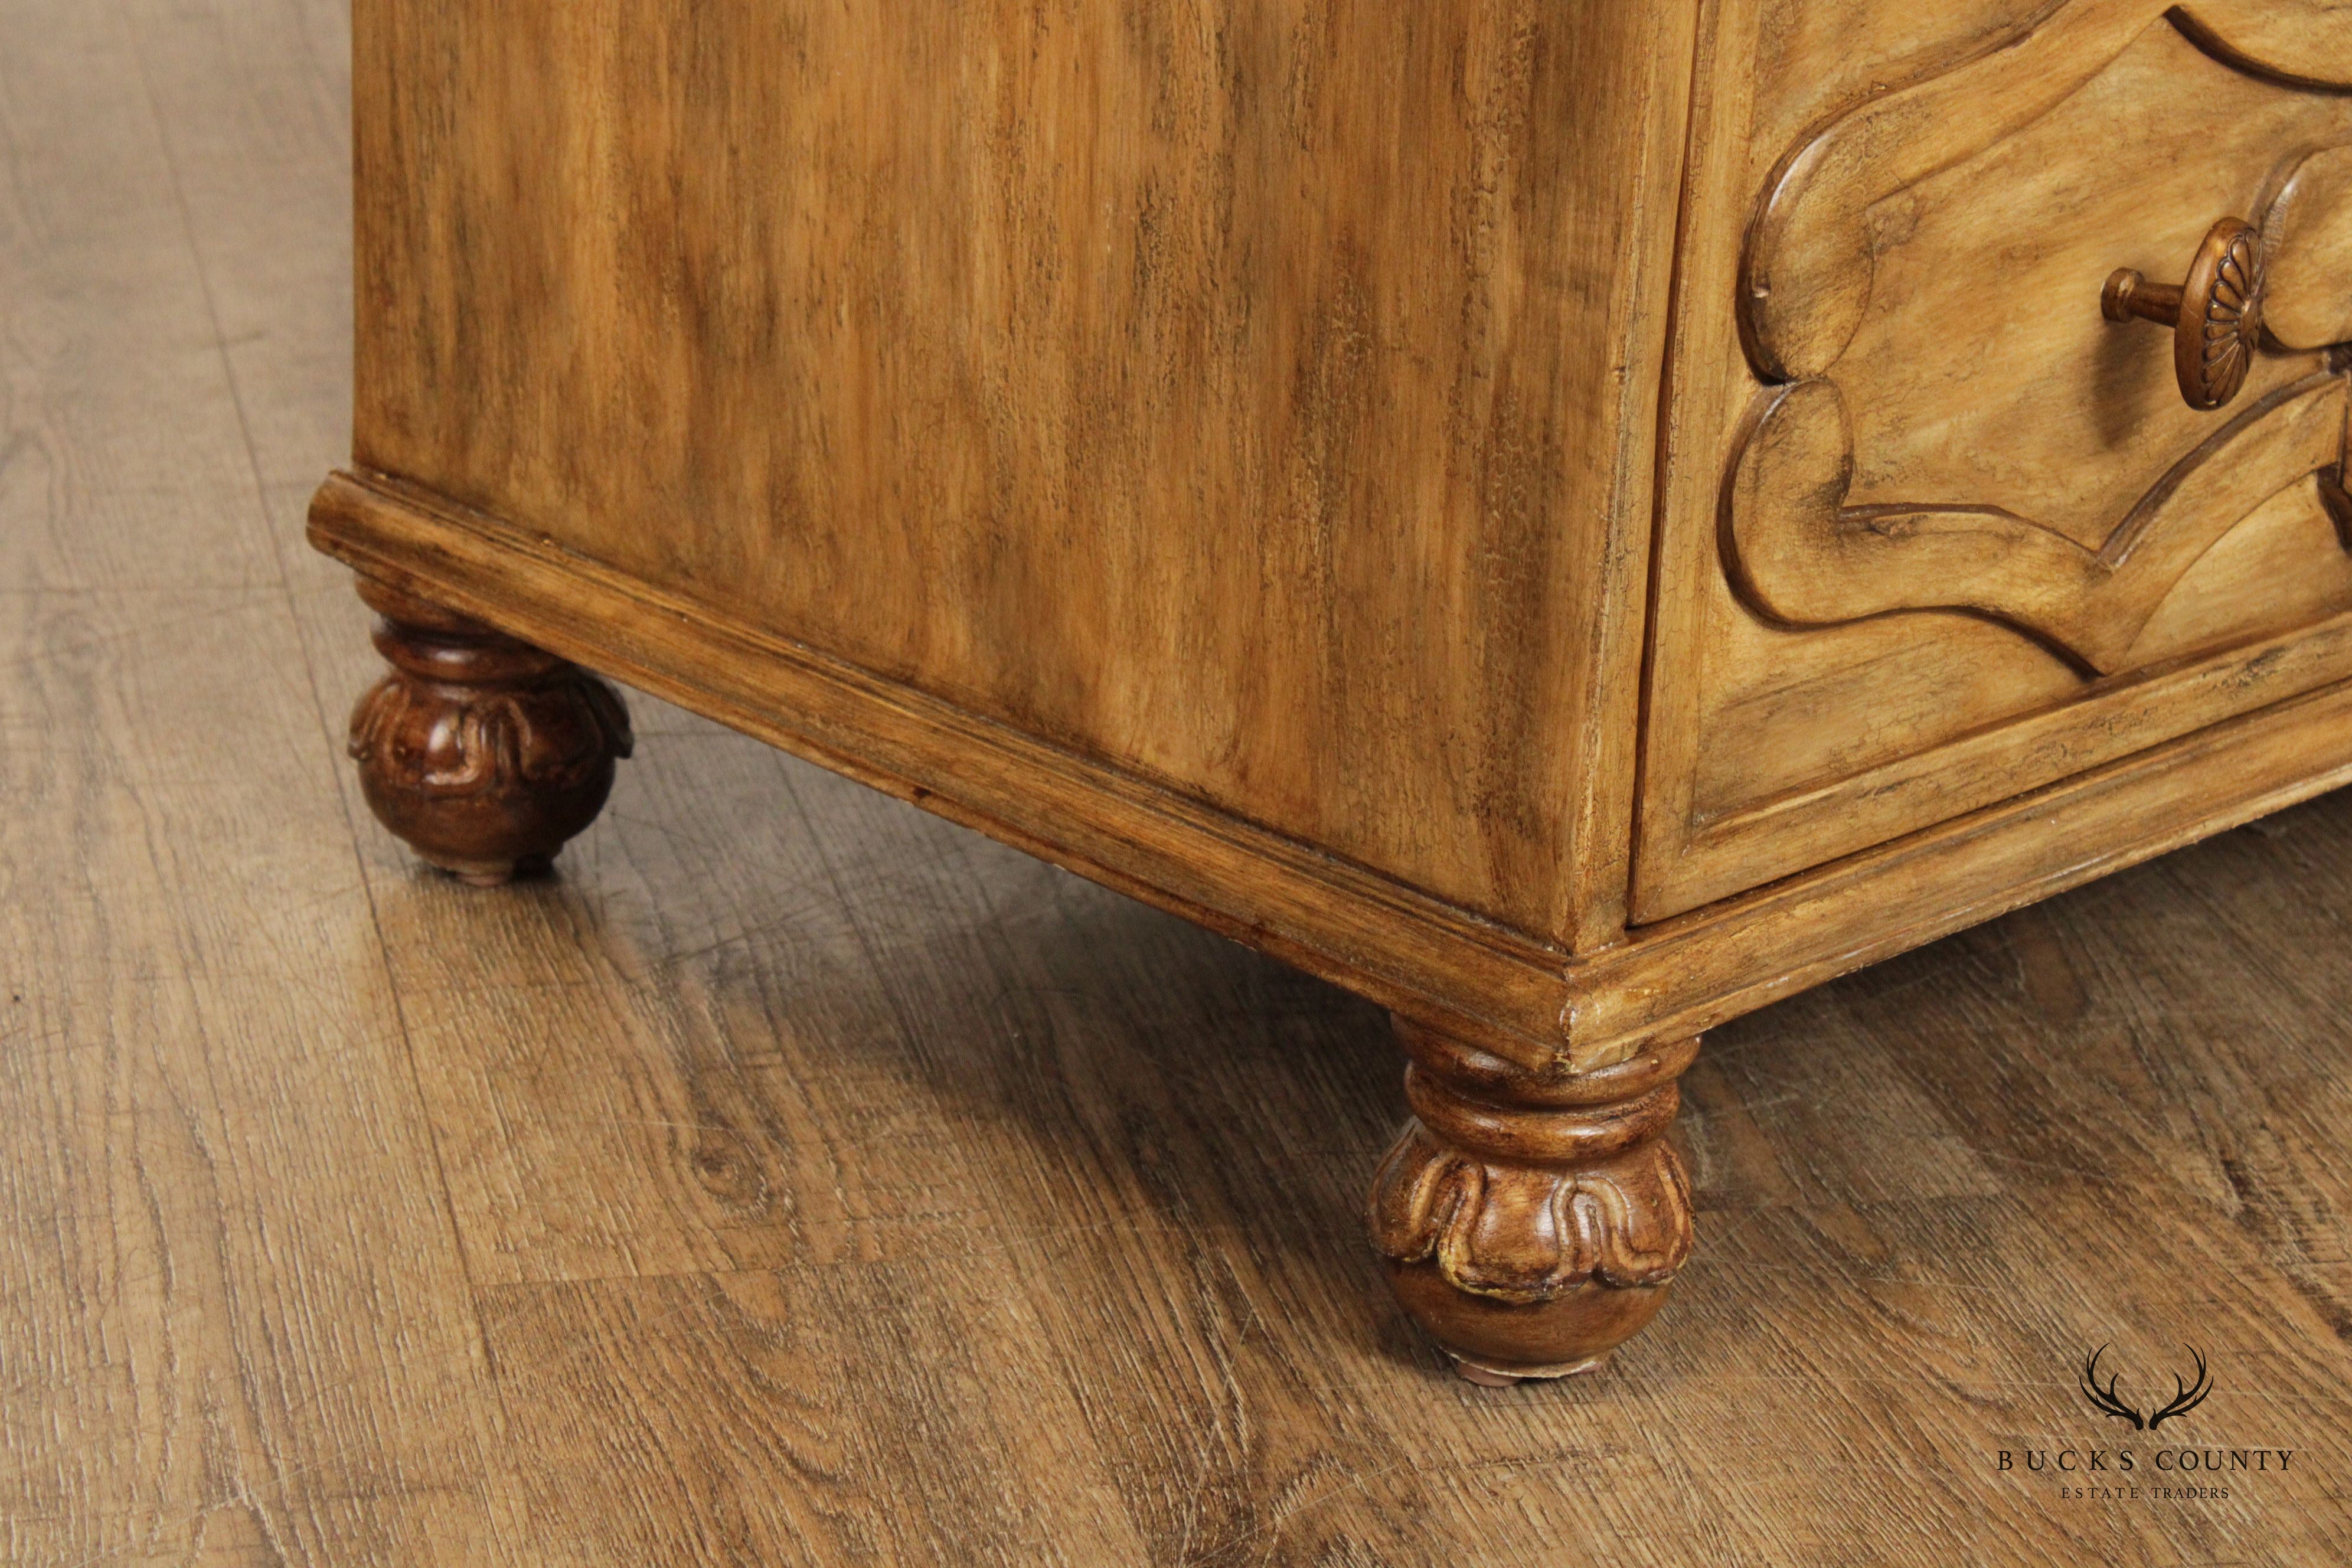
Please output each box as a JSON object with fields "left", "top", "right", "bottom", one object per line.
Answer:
{"left": 2102, "top": 216, "right": 2266, "bottom": 413}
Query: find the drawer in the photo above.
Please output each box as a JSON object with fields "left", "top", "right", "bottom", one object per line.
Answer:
{"left": 1636, "top": 2, "right": 2352, "bottom": 921}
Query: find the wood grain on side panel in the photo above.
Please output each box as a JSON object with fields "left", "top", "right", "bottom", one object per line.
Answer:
{"left": 348, "top": 0, "right": 1697, "bottom": 950}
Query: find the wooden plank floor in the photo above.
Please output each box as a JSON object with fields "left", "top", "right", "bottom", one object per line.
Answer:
{"left": 5, "top": 3, "right": 2350, "bottom": 1563}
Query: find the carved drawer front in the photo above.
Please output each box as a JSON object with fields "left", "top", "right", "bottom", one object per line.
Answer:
{"left": 1636, "top": 2, "right": 2352, "bottom": 922}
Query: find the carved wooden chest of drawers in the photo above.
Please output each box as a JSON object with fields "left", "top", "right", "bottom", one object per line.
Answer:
{"left": 309, "top": 1, "right": 2352, "bottom": 1384}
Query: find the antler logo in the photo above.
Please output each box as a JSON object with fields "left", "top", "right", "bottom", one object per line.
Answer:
{"left": 2078, "top": 1344, "right": 2213, "bottom": 1432}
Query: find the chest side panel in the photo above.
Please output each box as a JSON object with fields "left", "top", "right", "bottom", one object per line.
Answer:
{"left": 350, "top": 0, "right": 1692, "bottom": 942}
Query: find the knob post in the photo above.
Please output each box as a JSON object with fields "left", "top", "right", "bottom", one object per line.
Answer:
{"left": 2103, "top": 269, "right": 2185, "bottom": 327}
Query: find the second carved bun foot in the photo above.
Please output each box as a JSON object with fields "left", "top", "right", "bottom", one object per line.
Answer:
{"left": 347, "top": 576, "right": 634, "bottom": 885}
{"left": 1371, "top": 1023, "right": 1698, "bottom": 1386}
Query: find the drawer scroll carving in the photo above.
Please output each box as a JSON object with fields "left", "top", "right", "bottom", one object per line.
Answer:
{"left": 1724, "top": 374, "right": 2351, "bottom": 674}
{"left": 1739, "top": 2, "right": 2352, "bottom": 384}
{"left": 2170, "top": 1, "right": 2352, "bottom": 94}
{"left": 1724, "top": 2, "right": 2352, "bottom": 677}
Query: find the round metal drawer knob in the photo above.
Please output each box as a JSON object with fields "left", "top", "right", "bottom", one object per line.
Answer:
{"left": 2103, "top": 216, "right": 2266, "bottom": 413}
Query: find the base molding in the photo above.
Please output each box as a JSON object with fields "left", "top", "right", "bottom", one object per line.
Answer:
{"left": 311, "top": 468, "right": 2352, "bottom": 1069}
{"left": 309, "top": 469, "right": 1578, "bottom": 1066}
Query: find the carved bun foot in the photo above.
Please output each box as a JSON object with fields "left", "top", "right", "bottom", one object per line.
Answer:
{"left": 1370, "top": 1020, "right": 1698, "bottom": 1384}
{"left": 347, "top": 576, "right": 633, "bottom": 883}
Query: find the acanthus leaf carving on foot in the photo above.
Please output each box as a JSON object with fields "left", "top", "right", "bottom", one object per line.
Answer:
{"left": 347, "top": 574, "right": 633, "bottom": 886}
{"left": 1370, "top": 1121, "right": 1693, "bottom": 1304}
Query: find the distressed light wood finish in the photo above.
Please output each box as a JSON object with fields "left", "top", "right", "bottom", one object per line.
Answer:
{"left": 344, "top": 0, "right": 1697, "bottom": 952}
{"left": 1645, "top": 3, "right": 2352, "bottom": 919}
{"left": 308, "top": 0, "right": 2352, "bottom": 1379}
{"left": 2261, "top": 141, "right": 2352, "bottom": 349}
{"left": 17, "top": 4, "right": 2352, "bottom": 1554}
